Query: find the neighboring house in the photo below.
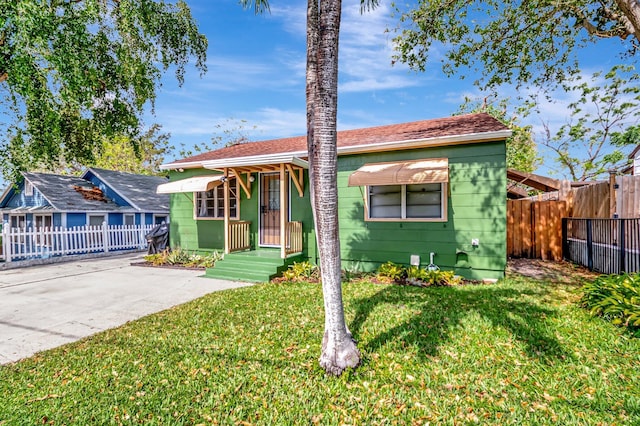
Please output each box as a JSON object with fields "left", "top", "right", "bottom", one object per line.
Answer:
{"left": 0, "top": 168, "right": 169, "bottom": 230}
{"left": 626, "top": 144, "right": 640, "bottom": 175}
{"left": 159, "top": 113, "right": 511, "bottom": 282}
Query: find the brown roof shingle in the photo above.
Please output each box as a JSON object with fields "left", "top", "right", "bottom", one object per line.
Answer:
{"left": 171, "top": 113, "right": 508, "bottom": 165}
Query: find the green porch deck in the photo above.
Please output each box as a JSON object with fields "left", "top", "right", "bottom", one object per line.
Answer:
{"left": 204, "top": 249, "right": 304, "bottom": 283}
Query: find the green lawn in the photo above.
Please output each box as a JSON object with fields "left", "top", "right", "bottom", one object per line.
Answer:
{"left": 1, "top": 269, "right": 639, "bottom": 425}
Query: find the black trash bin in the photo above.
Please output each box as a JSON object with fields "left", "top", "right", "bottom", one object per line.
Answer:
{"left": 146, "top": 223, "right": 169, "bottom": 254}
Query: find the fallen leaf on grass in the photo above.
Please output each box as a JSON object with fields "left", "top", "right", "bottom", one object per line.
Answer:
{"left": 27, "top": 394, "right": 61, "bottom": 403}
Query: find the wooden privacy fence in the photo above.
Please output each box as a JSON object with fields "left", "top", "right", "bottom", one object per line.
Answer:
{"left": 507, "top": 199, "right": 567, "bottom": 261}
{"left": 1, "top": 223, "right": 153, "bottom": 263}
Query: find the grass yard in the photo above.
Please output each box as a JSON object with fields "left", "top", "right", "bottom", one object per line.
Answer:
{"left": 1, "top": 263, "right": 639, "bottom": 425}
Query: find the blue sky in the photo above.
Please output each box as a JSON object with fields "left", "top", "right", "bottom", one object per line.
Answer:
{"left": 149, "top": 0, "right": 637, "bottom": 178}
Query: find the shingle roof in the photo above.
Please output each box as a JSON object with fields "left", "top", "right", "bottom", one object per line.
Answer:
{"left": 170, "top": 113, "right": 509, "bottom": 165}
{"left": 22, "top": 172, "right": 123, "bottom": 212}
{"left": 85, "top": 168, "right": 169, "bottom": 212}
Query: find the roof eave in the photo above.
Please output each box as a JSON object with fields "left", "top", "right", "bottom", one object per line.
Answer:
{"left": 160, "top": 129, "right": 512, "bottom": 170}
{"left": 202, "top": 153, "right": 309, "bottom": 171}
{"left": 336, "top": 130, "right": 512, "bottom": 156}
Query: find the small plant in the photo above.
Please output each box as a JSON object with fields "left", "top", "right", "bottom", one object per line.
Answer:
{"left": 281, "top": 261, "right": 319, "bottom": 282}
{"left": 144, "top": 248, "right": 223, "bottom": 269}
{"left": 144, "top": 248, "right": 170, "bottom": 266}
{"left": 424, "top": 270, "right": 462, "bottom": 286}
{"left": 581, "top": 273, "right": 640, "bottom": 330}
{"left": 165, "top": 247, "right": 192, "bottom": 265}
{"left": 342, "top": 262, "right": 365, "bottom": 282}
{"left": 406, "top": 265, "right": 429, "bottom": 282}
{"left": 377, "top": 262, "right": 406, "bottom": 282}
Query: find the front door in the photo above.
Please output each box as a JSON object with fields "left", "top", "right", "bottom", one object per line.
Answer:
{"left": 260, "top": 173, "right": 281, "bottom": 246}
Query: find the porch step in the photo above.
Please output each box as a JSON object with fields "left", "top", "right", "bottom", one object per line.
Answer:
{"left": 204, "top": 250, "right": 304, "bottom": 283}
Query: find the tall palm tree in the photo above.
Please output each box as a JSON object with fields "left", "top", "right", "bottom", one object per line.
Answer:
{"left": 242, "top": 0, "right": 378, "bottom": 376}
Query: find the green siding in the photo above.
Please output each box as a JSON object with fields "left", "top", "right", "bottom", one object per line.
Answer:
{"left": 336, "top": 141, "right": 507, "bottom": 280}
{"left": 168, "top": 169, "right": 225, "bottom": 253}
{"left": 168, "top": 140, "right": 507, "bottom": 280}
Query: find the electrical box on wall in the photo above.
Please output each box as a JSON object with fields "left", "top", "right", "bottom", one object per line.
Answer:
{"left": 410, "top": 255, "right": 420, "bottom": 266}
{"left": 471, "top": 238, "right": 479, "bottom": 247}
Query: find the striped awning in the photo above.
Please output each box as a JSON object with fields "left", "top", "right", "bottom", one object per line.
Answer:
{"left": 348, "top": 158, "right": 448, "bottom": 186}
{"left": 156, "top": 175, "right": 225, "bottom": 194}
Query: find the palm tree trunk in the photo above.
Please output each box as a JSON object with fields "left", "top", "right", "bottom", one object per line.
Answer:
{"left": 306, "top": 0, "right": 360, "bottom": 376}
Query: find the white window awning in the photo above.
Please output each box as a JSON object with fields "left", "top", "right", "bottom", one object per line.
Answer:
{"left": 156, "top": 175, "right": 225, "bottom": 194}
{"left": 348, "top": 158, "right": 449, "bottom": 187}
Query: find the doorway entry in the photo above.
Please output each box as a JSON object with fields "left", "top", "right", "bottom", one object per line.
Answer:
{"left": 259, "top": 173, "right": 285, "bottom": 246}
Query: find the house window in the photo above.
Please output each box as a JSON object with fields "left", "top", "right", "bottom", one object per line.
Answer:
{"left": 124, "top": 214, "right": 135, "bottom": 226}
{"left": 88, "top": 215, "right": 105, "bottom": 227}
{"left": 195, "top": 179, "right": 238, "bottom": 219}
{"left": 10, "top": 215, "right": 26, "bottom": 229}
{"left": 24, "top": 181, "right": 33, "bottom": 196}
{"left": 367, "top": 183, "right": 446, "bottom": 221}
{"left": 34, "top": 214, "right": 52, "bottom": 229}
{"left": 154, "top": 215, "right": 168, "bottom": 225}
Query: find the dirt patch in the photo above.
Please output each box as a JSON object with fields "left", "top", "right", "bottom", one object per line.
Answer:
{"left": 507, "top": 258, "right": 598, "bottom": 284}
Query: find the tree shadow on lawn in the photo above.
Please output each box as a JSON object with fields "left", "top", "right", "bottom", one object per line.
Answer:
{"left": 349, "top": 283, "right": 572, "bottom": 364}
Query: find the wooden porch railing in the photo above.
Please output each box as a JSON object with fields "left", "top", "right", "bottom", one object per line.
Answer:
{"left": 285, "top": 221, "right": 303, "bottom": 255}
{"left": 228, "top": 221, "right": 251, "bottom": 253}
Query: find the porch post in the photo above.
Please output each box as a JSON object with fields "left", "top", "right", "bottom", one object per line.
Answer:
{"left": 224, "top": 168, "right": 230, "bottom": 254}
{"left": 280, "top": 163, "right": 287, "bottom": 258}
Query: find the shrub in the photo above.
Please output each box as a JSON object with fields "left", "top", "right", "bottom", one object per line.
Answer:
{"left": 581, "top": 273, "right": 640, "bottom": 330}
{"left": 282, "top": 261, "right": 319, "bottom": 282}
{"left": 144, "top": 249, "right": 170, "bottom": 266}
{"left": 377, "top": 262, "right": 406, "bottom": 281}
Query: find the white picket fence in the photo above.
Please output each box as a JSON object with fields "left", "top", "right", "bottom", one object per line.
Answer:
{"left": 0, "top": 222, "right": 153, "bottom": 263}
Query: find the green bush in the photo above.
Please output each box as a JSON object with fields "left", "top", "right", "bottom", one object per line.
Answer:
{"left": 581, "top": 273, "right": 640, "bottom": 330}
{"left": 376, "top": 262, "right": 462, "bottom": 287}
{"left": 376, "top": 261, "right": 406, "bottom": 281}
{"left": 282, "top": 261, "right": 319, "bottom": 282}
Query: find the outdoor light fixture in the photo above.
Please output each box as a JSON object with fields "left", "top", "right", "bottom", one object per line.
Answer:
{"left": 220, "top": 176, "right": 228, "bottom": 182}
{"left": 248, "top": 175, "right": 255, "bottom": 183}
{"left": 177, "top": 168, "right": 184, "bottom": 172}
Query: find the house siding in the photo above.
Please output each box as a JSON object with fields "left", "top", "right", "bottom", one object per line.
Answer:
{"left": 4, "top": 185, "right": 50, "bottom": 209}
{"left": 336, "top": 141, "right": 506, "bottom": 280}
{"left": 67, "top": 213, "right": 86, "bottom": 228}
{"left": 168, "top": 169, "right": 224, "bottom": 253}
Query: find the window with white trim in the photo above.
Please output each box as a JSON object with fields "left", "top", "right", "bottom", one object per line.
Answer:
{"left": 367, "top": 183, "right": 446, "bottom": 221}
{"left": 124, "top": 214, "right": 135, "bottom": 226}
{"left": 195, "top": 179, "right": 238, "bottom": 219}
{"left": 10, "top": 215, "right": 26, "bottom": 229}
{"left": 24, "top": 181, "right": 33, "bottom": 196}
{"left": 88, "top": 214, "right": 105, "bottom": 227}
{"left": 34, "top": 214, "right": 52, "bottom": 229}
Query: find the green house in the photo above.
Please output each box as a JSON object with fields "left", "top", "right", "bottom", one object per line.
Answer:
{"left": 158, "top": 113, "right": 510, "bottom": 282}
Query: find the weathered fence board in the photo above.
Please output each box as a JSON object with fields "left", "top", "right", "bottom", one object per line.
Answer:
{"left": 572, "top": 181, "right": 610, "bottom": 218}
{"left": 616, "top": 175, "right": 640, "bottom": 218}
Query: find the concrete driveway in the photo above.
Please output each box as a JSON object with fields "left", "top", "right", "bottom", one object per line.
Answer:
{"left": 0, "top": 253, "right": 250, "bottom": 364}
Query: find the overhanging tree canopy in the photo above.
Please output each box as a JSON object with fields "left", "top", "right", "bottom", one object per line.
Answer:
{"left": 392, "top": 0, "right": 640, "bottom": 88}
{"left": 0, "top": 0, "right": 207, "bottom": 179}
